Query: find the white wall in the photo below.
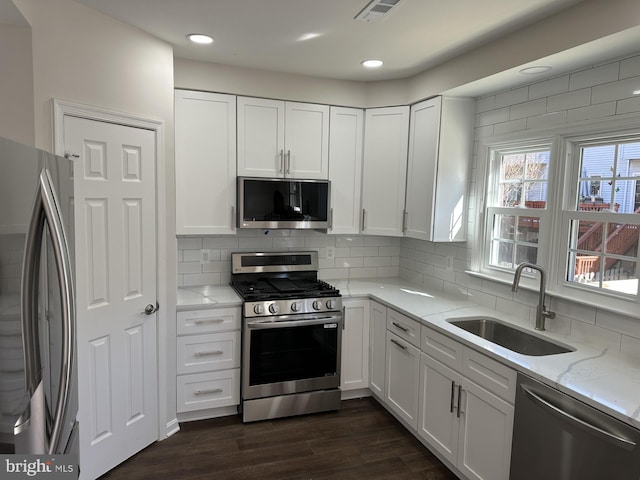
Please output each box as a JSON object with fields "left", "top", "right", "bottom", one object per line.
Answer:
{"left": 174, "top": 57, "right": 368, "bottom": 107}
{"left": 0, "top": 23, "right": 34, "bottom": 145}
{"left": 400, "top": 52, "right": 640, "bottom": 359}
{"left": 13, "top": 0, "right": 174, "bottom": 152}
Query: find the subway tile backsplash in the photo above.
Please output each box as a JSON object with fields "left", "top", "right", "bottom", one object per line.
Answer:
{"left": 177, "top": 229, "right": 401, "bottom": 287}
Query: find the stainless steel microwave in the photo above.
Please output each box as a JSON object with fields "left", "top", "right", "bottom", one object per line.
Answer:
{"left": 237, "top": 177, "right": 330, "bottom": 229}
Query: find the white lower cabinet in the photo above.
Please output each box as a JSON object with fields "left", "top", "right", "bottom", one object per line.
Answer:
{"left": 457, "top": 375, "right": 513, "bottom": 480}
{"left": 419, "top": 353, "right": 460, "bottom": 465}
{"left": 176, "top": 307, "right": 241, "bottom": 418}
{"left": 340, "top": 299, "right": 370, "bottom": 394}
{"left": 365, "top": 303, "right": 516, "bottom": 480}
{"left": 418, "top": 327, "right": 515, "bottom": 480}
{"left": 369, "top": 301, "right": 388, "bottom": 399}
{"left": 386, "top": 331, "right": 420, "bottom": 430}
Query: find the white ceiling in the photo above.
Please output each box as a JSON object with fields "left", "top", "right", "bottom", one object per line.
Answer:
{"left": 73, "top": 0, "right": 587, "bottom": 82}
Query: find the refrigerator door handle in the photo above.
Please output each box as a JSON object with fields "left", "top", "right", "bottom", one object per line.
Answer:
{"left": 18, "top": 168, "right": 76, "bottom": 455}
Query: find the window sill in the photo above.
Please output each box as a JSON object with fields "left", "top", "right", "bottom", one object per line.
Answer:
{"left": 465, "top": 269, "right": 640, "bottom": 321}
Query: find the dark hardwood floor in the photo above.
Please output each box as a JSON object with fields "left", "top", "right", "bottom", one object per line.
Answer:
{"left": 100, "top": 397, "right": 458, "bottom": 480}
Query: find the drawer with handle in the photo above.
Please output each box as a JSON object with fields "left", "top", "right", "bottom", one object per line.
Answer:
{"left": 177, "top": 331, "right": 241, "bottom": 374}
{"left": 177, "top": 369, "right": 240, "bottom": 412}
{"left": 177, "top": 307, "right": 240, "bottom": 335}
{"left": 387, "top": 309, "right": 421, "bottom": 348}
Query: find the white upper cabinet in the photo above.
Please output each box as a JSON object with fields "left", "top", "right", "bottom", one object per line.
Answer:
{"left": 361, "top": 106, "right": 410, "bottom": 236}
{"left": 237, "top": 97, "right": 329, "bottom": 179}
{"left": 237, "top": 97, "right": 284, "bottom": 177}
{"left": 328, "top": 107, "right": 364, "bottom": 234}
{"left": 175, "top": 90, "right": 236, "bottom": 235}
{"left": 405, "top": 96, "right": 474, "bottom": 242}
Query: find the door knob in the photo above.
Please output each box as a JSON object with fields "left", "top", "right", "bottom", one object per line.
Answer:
{"left": 142, "top": 303, "right": 159, "bottom": 315}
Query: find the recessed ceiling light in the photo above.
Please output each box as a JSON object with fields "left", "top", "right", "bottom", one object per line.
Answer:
{"left": 362, "top": 59, "right": 383, "bottom": 68}
{"left": 519, "top": 66, "right": 552, "bottom": 75}
{"left": 187, "top": 34, "right": 214, "bottom": 45}
{"left": 633, "top": 89, "right": 640, "bottom": 95}
{"left": 297, "top": 33, "right": 322, "bottom": 42}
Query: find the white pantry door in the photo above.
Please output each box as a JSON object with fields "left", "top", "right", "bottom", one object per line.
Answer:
{"left": 63, "top": 116, "right": 158, "bottom": 480}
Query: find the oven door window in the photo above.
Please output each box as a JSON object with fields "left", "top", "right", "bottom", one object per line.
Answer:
{"left": 249, "top": 323, "right": 338, "bottom": 386}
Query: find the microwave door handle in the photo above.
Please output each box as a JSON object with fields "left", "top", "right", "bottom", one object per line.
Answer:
{"left": 20, "top": 169, "right": 75, "bottom": 455}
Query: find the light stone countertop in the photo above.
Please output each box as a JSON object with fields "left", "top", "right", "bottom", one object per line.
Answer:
{"left": 177, "top": 277, "right": 640, "bottom": 430}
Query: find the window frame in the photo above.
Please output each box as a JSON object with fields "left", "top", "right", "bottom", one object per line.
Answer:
{"left": 474, "top": 139, "right": 557, "bottom": 286}
{"left": 551, "top": 132, "right": 640, "bottom": 309}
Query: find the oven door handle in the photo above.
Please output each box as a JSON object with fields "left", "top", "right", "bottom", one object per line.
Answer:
{"left": 247, "top": 315, "right": 342, "bottom": 329}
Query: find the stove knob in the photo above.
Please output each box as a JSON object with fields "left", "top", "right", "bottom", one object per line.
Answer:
{"left": 291, "top": 302, "right": 300, "bottom": 312}
{"left": 326, "top": 299, "right": 336, "bottom": 310}
{"left": 253, "top": 304, "right": 264, "bottom": 315}
{"left": 269, "top": 303, "right": 279, "bottom": 314}
{"left": 312, "top": 300, "right": 323, "bottom": 311}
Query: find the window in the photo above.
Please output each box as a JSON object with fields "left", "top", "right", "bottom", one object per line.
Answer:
{"left": 563, "top": 139, "right": 640, "bottom": 297}
{"left": 483, "top": 145, "right": 551, "bottom": 272}
{"left": 477, "top": 130, "right": 640, "bottom": 311}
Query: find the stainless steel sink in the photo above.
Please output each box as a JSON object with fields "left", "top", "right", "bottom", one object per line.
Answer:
{"left": 447, "top": 317, "right": 574, "bottom": 356}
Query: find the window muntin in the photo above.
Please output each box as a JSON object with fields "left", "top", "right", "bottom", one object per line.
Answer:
{"left": 564, "top": 139, "right": 640, "bottom": 297}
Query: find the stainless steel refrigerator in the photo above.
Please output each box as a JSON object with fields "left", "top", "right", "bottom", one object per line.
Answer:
{"left": 0, "top": 135, "right": 78, "bottom": 456}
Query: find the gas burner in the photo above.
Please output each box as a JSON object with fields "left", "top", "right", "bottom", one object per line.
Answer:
{"left": 230, "top": 251, "right": 341, "bottom": 318}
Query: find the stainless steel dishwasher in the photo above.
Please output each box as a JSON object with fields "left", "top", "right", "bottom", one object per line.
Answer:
{"left": 510, "top": 373, "right": 640, "bottom": 480}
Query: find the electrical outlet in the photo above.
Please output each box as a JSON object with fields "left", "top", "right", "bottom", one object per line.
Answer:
{"left": 326, "top": 246, "right": 335, "bottom": 260}
{"left": 446, "top": 256, "right": 454, "bottom": 271}
{"left": 201, "top": 249, "right": 211, "bottom": 264}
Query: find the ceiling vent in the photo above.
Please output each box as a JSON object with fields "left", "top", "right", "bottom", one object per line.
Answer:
{"left": 354, "top": 0, "right": 404, "bottom": 22}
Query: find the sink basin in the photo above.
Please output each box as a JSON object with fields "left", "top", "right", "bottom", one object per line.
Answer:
{"left": 447, "top": 317, "right": 574, "bottom": 356}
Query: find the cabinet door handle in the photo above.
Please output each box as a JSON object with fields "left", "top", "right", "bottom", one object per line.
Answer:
{"left": 193, "top": 318, "right": 225, "bottom": 325}
{"left": 286, "top": 150, "right": 291, "bottom": 174}
{"left": 231, "top": 206, "right": 235, "bottom": 230}
{"left": 456, "top": 384, "right": 463, "bottom": 418}
{"left": 194, "top": 388, "right": 223, "bottom": 396}
{"left": 450, "top": 381, "right": 456, "bottom": 413}
{"left": 390, "top": 338, "right": 406, "bottom": 350}
{"left": 279, "top": 149, "right": 284, "bottom": 173}
{"left": 403, "top": 210, "right": 408, "bottom": 232}
{"left": 391, "top": 321, "right": 409, "bottom": 333}
{"left": 342, "top": 306, "right": 346, "bottom": 330}
{"left": 362, "top": 209, "right": 366, "bottom": 231}
{"left": 329, "top": 208, "right": 334, "bottom": 230}
{"left": 194, "top": 350, "right": 224, "bottom": 357}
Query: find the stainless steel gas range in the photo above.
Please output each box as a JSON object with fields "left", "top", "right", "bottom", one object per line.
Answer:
{"left": 231, "top": 251, "right": 342, "bottom": 423}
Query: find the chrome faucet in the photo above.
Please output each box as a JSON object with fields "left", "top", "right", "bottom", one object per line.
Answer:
{"left": 512, "top": 263, "right": 556, "bottom": 331}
